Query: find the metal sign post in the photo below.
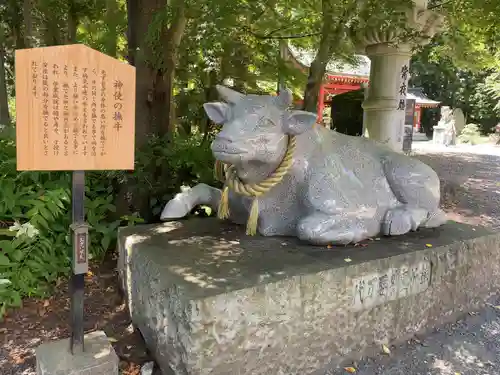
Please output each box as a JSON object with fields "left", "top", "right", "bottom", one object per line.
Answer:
{"left": 70, "top": 170, "right": 88, "bottom": 354}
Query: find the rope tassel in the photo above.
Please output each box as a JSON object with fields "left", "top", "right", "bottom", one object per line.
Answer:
{"left": 246, "top": 198, "right": 259, "bottom": 236}
{"left": 218, "top": 186, "right": 230, "bottom": 219}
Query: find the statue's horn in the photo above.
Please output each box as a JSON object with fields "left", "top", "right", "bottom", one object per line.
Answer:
{"left": 216, "top": 85, "right": 245, "bottom": 103}
{"left": 276, "top": 88, "right": 293, "bottom": 108}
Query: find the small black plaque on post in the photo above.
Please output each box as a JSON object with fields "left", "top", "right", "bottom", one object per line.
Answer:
{"left": 403, "top": 99, "right": 416, "bottom": 154}
{"left": 71, "top": 223, "right": 89, "bottom": 275}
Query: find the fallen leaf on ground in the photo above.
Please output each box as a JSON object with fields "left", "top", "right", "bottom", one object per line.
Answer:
{"left": 344, "top": 367, "right": 356, "bottom": 373}
{"left": 382, "top": 344, "right": 391, "bottom": 355}
{"left": 344, "top": 258, "right": 352, "bottom": 263}
{"left": 425, "top": 244, "right": 433, "bottom": 248}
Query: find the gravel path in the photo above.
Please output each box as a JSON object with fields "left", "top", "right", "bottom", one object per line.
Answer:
{"left": 415, "top": 145, "right": 500, "bottom": 231}
{"left": 326, "top": 297, "right": 500, "bottom": 375}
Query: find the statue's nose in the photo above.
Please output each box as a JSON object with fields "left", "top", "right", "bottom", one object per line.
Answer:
{"left": 215, "top": 133, "right": 234, "bottom": 143}
{"left": 216, "top": 126, "right": 241, "bottom": 143}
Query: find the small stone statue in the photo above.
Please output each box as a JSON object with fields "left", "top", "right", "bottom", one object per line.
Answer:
{"left": 433, "top": 106, "right": 458, "bottom": 146}
{"left": 161, "top": 86, "right": 447, "bottom": 245}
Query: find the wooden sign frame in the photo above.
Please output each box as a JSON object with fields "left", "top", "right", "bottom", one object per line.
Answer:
{"left": 15, "top": 44, "right": 136, "bottom": 171}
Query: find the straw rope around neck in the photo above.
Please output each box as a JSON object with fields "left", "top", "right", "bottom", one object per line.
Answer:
{"left": 214, "top": 135, "right": 297, "bottom": 236}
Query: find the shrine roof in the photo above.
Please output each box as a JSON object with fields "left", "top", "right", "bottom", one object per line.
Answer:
{"left": 407, "top": 87, "right": 441, "bottom": 108}
{"left": 287, "top": 45, "right": 371, "bottom": 78}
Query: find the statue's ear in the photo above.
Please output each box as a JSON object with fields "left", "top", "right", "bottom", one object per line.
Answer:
{"left": 283, "top": 110, "right": 317, "bottom": 135}
{"left": 203, "top": 102, "right": 230, "bottom": 124}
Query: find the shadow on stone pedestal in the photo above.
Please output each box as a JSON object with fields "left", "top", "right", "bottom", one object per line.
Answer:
{"left": 117, "top": 218, "right": 500, "bottom": 375}
{"left": 36, "top": 331, "right": 119, "bottom": 375}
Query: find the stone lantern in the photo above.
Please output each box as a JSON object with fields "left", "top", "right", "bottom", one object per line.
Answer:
{"left": 354, "top": 0, "right": 444, "bottom": 151}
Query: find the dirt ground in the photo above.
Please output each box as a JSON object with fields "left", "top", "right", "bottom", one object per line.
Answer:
{"left": 0, "top": 253, "right": 152, "bottom": 375}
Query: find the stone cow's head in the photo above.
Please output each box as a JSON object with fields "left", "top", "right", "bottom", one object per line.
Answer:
{"left": 204, "top": 85, "right": 317, "bottom": 166}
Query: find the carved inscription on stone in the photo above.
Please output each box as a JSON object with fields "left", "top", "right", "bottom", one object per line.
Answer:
{"left": 351, "top": 260, "right": 431, "bottom": 311}
{"left": 397, "top": 64, "right": 409, "bottom": 111}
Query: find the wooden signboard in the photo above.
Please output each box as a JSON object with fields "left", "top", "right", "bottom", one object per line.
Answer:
{"left": 15, "top": 44, "right": 136, "bottom": 171}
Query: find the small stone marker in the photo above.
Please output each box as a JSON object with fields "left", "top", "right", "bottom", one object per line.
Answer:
{"left": 15, "top": 44, "right": 135, "bottom": 171}
{"left": 15, "top": 44, "right": 134, "bottom": 374}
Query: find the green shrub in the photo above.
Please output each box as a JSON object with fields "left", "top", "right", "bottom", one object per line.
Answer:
{"left": 111, "top": 131, "right": 219, "bottom": 220}
{"left": 0, "top": 128, "right": 215, "bottom": 319}
{"left": 458, "top": 123, "right": 489, "bottom": 145}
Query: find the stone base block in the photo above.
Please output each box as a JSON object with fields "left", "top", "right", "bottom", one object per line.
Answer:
{"left": 36, "top": 331, "right": 119, "bottom": 375}
{"left": 117, "top": 218, "right": 500, "bottom": 375}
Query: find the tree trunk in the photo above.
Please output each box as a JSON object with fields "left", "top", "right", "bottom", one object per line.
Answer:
{"left": 161, "top": 4, "right": 188, "bottom": 135}
{"left": 302, "top": 36, "right": 331, "bottom": 113}
{"left": 105, "top": 0, "right": 119, "bottom": 57}
{"left": 23, "top": 0, "right": 33, "bottom": 47}
{"left": 301, "top": 0, "right": 358, "bottom": 113}
{"left": 10, "top": 1, "right": 25, "bottom": 50}
{"left": 122, "top": 0, "right": 179, "bottom": 219}
{"left": 301, "top": 0, "right": 336, "bottom": 113}
{"left": 42, "top": 17, "right": 62, "bottom": 46}
{"left": 67, "top": 2, "right": 78, "bottom": 43}
{"left": 0, "top": 31, "right": 11, "bottom": 126}
{"left": 126, "top": 0, "right": 137, "bottom": 65}
{"left": 128, "top": 0, "right": 167, "bottom": 146}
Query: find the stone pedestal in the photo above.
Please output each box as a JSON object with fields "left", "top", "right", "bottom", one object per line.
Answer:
{"left": 432, "top": 125, "right": 446, "bottom": 145}
{"left": 412, "top": 131, "right": 428, "bottom": 142}
{"left": 118, "top": 218, "right": 500, "bottom": 375}
{"left": 36, "top": 331, "right": 119, "bottom": 375}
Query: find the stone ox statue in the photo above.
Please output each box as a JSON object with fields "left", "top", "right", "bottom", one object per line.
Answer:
{"left": 161, "top": 86, "right": 447, "bottom": 245}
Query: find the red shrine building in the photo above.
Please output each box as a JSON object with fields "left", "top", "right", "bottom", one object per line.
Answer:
{"left": 285, "top": 46, "right": 440, "bottom": 132}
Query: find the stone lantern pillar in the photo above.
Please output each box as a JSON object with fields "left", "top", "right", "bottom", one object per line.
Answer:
{"left": 357, "top": 0, "right": 443, "bottom": 151}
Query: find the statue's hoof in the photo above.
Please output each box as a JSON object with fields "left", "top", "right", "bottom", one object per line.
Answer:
{"left": 159, "top": 198, "right": 191, "bottom": 221}
{"left": 382, "top": 207, "right": 427, "bottom": 236}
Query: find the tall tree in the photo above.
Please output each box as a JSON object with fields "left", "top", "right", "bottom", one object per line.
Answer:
{"left": 302, "top": 0, "right": 359, "bottom": 112}
{"left": 127, "top": 0, "right": 189, "bottom": 143}
{"left": 0, "top": 22, "right": 11, "bottom": 125}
